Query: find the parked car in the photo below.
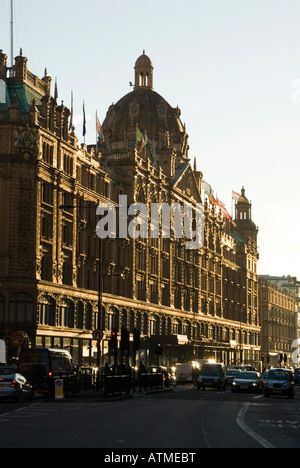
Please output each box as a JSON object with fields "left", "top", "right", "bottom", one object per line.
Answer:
{"left": 231, "top": 371, "right": 263, "bottom": 393}
{"left": 264, "top": 368, "right": 295, "bottom": 399}
{"left": 294, "top": 368, "right": 300, "bottom": 385}
{"left": 160, "top": 367, "right": 175, "bottom": 387}
{"left": 225, "top": 369, "right": 241, "bottom": 384}
{"left": 196, "top": 363, "right": 226, "bottom": 390}
{"left": 0, "top": 367, "right": 33, "bottom": 402}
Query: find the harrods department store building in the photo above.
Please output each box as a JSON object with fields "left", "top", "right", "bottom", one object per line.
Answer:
{"left": 0, "top": 49, "right": 260, "bottom": 367}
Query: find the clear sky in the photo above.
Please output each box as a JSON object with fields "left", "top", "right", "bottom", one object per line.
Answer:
{"left": 0, "top": 0, "right": 299, "bottom": 280}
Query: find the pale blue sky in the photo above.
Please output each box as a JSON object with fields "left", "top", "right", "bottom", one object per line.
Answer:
{"left": 0, "top": 0, "right": 299, "bottom": 279}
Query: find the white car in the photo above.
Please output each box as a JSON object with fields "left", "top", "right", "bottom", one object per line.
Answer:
{"left": 0, "top": 366, "right": 33, "bottom": 402}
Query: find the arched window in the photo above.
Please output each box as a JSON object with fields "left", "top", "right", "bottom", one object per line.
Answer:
{"left": 9, "top": 294, "right": 33, "bottom": 323}
{"left": 76, "top": 301, "right": 84, "bottom": 329}
{"left": 85, "top": 303, "right": 93, "bottom": 330}
{"left": 149, "top": 315, "right": 159, "bottom": 335}
{"left": 107, "top": 307, "right": 119, "bottom": 331}
{"left": 38, "top": 295, "right": 55, "bottom": 326}
{"left": 58, "top": 299, "right": 74, "bottom": 328}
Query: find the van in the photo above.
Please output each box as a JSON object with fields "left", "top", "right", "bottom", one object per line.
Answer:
{"left": 18, "top": 348, "right": 76, "bottom": 397}
{"left": 196, "top": 363, "right": 226, "bottom": 390}
{"left": 175, "top": 363, "right": 193, "bottom": 384}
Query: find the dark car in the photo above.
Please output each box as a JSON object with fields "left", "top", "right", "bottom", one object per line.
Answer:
{"left": 294, "top": 368, "right": 300, "bottom": 385}
{"left": 226, "top": 369, "right": 241, "bottom": 384}
{"left": 264, "top": 368, "right": 295, "bottom": 399}
{"left": 262, "top": 369, "right": 269, "bottom": 384}
{"left": 196, "top": 363, "right": 226, "bottom": 390}
{"left": 231, "top": 371, "right": 263, "bottom": 393}
{"left": 0, "top": 366, "right": 34, "bottom": 402}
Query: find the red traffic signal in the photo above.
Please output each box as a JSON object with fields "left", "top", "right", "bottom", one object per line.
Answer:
{"left": 110, "top": 329, "right": 118, "bottom": 350}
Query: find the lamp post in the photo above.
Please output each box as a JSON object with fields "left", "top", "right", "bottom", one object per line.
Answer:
{"left": 59, "top": 203, "right": 102, "bottom": 367}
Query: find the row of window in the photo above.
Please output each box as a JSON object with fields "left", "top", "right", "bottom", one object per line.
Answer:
{"left": 0, "top": 294, "right": 259, "bottom": 346}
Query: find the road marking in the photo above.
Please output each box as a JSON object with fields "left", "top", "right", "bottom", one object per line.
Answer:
{"left": 236, "top": 403, "right": 275, "bottom": 449}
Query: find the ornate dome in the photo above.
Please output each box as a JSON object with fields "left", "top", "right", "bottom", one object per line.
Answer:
{"left": 135, "top": 50, "right": 153, "bottom": 72}
{"left": 101, "top": 52, "right": 189, "bottom": 160}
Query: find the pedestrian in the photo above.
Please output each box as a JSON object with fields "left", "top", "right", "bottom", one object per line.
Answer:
{"left": 138, "top": 360, "right": 146, "bottom": 375}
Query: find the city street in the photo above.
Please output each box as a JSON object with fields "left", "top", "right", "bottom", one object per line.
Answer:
{"left": 0, "top": 384, "right": 299, "bottom": 449}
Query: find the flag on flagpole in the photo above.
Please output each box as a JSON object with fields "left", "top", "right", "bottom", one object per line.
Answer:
{"left": 69, "top": 90, "right": 73, "bottom": 132}
{"left": 96, "top": 111, "right": 103, "bottom": 141}
{"left": 54, "top": 77, "right": 58, "bottom": 101}
{"left": 144, "top": 132, "right": 155, "bottom": 166}
{"left": 136, "top": 125, "right": 145, "bottom": 153}
{"left": 152, "top": 138, "right": 157, "bottom": 166}
{"left": 232, "top": 190, "right": 246, "bottom": 202}
{"left": 83, "top": 101, "right": 86, "bottom": 138}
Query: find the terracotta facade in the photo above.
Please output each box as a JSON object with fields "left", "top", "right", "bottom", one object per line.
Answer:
{"left": 0, "top": 50, "right": 260, "bottom": 367}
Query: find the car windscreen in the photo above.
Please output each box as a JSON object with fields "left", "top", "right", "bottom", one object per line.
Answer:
{"left": 201, "top": 365, "right": 221, "bottom": 376}
{"left": 268, "top": 370, "right": 291, "bottom": 381}
{"left": 237, "top": 372, "right": 258, "bottom": 380}
{"left": 50, "top": 352, "right": 73, "bottom": 373}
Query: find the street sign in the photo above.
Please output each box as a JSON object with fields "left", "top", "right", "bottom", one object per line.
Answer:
{"left": 154, "top": 345, "right": 163, "bottom": 356}
{"left": 92, "top": 329, "right": 104, "bottom": 341}
{"left": 10, "top": 331, "right": 28, "bottom": 347}
{"left": 55, "top": 379, "right": 64, "bottom": 400}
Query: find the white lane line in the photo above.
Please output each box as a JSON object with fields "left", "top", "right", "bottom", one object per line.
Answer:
{"left": 236, "top": 403, "right": 275, "bottom": 449}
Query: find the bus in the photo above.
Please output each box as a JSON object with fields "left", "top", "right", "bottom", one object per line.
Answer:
{"left": 18, "top": 348, "right": 76, "bottom": 397}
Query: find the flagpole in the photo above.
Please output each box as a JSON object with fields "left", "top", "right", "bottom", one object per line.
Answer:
{"left": 83, "top": 100, "right": 86, "bottom": 145}
{"left": 96, "top": 110, "right": 98, "bottom": 154}
{"left": 10, "top": 0, "right": 14, "bottom": 68}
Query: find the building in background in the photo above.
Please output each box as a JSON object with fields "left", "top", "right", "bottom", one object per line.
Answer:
{"left": 0, "top": 49, "right": 260, "bottom": 367}
{"left": 259, "top": 276, "right": 298, "bottom": 368}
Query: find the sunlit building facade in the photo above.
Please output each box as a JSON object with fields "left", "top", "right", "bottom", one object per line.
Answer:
{"left": 0, "top": 49, "right": 260, "bottom": 367}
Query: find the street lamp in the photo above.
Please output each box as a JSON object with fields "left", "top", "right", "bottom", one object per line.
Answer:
{"left": 59, "top": 203, "right": 102, "bottom": 367}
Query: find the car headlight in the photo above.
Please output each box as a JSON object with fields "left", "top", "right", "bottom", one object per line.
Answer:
{"left": 251, "top": 382, "right": 257, "bottom": 387}
{"left": 232, "top": 381, "right": 237, "bottom": 386}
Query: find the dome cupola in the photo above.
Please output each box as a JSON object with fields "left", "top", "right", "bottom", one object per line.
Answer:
{"left": 134, "top": 50, "right": 154, "bottom": 90}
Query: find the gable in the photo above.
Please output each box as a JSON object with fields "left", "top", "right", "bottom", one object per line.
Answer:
{"left": 172, "top": 163, "right": 202, "bottom": 203}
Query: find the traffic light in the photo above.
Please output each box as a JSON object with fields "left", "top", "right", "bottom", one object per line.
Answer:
{"left": 267, "top": 353, "right": 270, "bottom": 363}
{"left": 261, "top": 353, "right": 265, "bottom": 363}
{"left": 121, "top": 327, "right": 130, "bottom": 352}
{"left": 133, "top": 328, "right": 140, "bottom": 351}
{"left": 110, "top": 329, "right": 118, "bottom": 352}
